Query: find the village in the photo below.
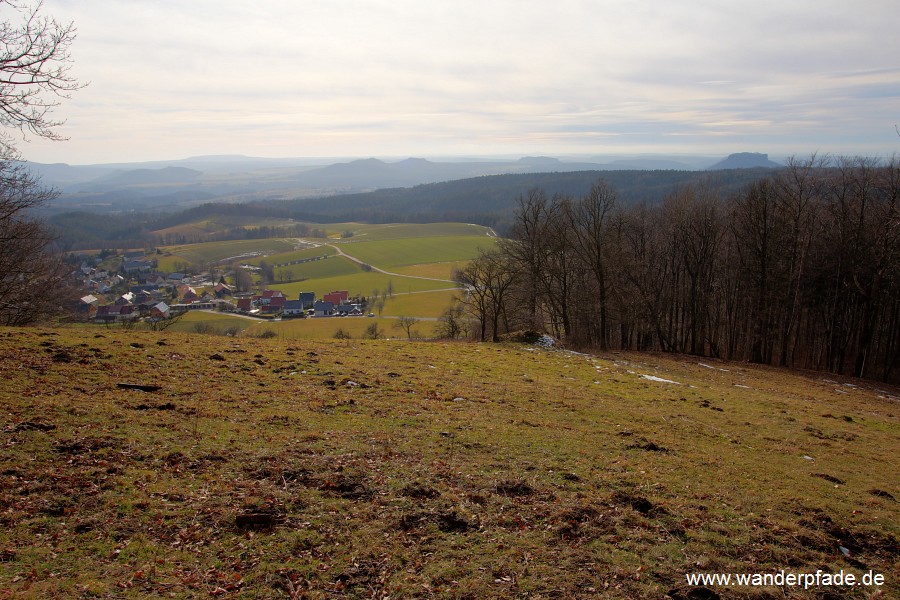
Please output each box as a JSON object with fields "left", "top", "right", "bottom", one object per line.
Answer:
{"left": 70, "top": 250, "right": 371, "bottom": 324}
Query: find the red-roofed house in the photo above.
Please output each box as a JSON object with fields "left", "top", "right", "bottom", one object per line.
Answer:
{"left": 323, "top": 290, "right": 349, "bottom": 305}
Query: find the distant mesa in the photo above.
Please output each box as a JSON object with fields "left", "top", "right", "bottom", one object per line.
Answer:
{"left": 706, "top": 152, "right": 782, "bottom": 170}
{"left": 517, "top": 156, "right": 563, "bottom": 165}
{"left": 99, "top": 166, "right": 203, "bottom": 185}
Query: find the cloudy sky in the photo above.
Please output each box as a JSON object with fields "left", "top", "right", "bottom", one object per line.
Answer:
{"left": 18, "top": 0, "right": 900, "bottom": 164}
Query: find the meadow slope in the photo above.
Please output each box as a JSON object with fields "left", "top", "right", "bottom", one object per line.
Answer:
{"left": 1, "top": 328, "right": 897, "bottom": 599}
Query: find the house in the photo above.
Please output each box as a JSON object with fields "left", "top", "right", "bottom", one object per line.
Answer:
{"left": 236, "top": 298, "right": 254, "bottom": 313}
{"left": 74, "top": 295, "right": 99, "bottom": 319}
{"left": 180, "top": 286, "right": 199, "bottom": 302}
{"left": 149, "top": 302, "right": 170, "bottom": 319}
{"left": 139, "top": 272, "right": 167, "bottom": 286}
{"left": 323, "top": 290, "right": 349, "bottom": 305}
{"left": 133, "top": 290, "right": 154, "bottom": 305}
{"left": 299, "top": 291, "right": 316, "bottom": 309}
{"left": 167, "top": 273, "right": 189, "bottom": 284}
{"left": 115, "top": 292, "right": 134, "bottom": 306}
{"left": 283, "top": 299, "right": 306, "bottom": 317}
{"left": 257, "top": 289, "right": 287, "bottom": 314}
{"left": 214, "top": 283, "right": 233, "bottom": 298}
{"left": 313, "top": 300, "right": 334, "bottom": 317}
{"left": 266, "top": 294, "right": 286, "bottom": 313}
{"left": 95, "top": 304, "right": 137, "bottom": 322}
{"left": 123, "top": 260, "right": 151, "bottom": 274}
{"left": 336, "top": 303, "right": 361, "bottom": 316}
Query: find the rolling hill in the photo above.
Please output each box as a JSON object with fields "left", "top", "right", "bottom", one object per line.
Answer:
{"left": 1, "top": 327, "right": 896, "bottom": 598}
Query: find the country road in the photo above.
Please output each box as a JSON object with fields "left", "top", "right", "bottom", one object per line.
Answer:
{"left": 306, "top": 239, "right": 460, "bottom": 285}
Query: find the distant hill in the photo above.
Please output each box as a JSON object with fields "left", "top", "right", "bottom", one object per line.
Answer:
{"left": 706, "top": 152, "right": 782, "bottom": 170}
{"left": 270, "top": 168, "right": 773, "bottom": 230}
{"left": 29, "top": 154, "right": 781, "bottom": 219}
{"left": 92, "top": 166, "right": 203, "bottom": 186}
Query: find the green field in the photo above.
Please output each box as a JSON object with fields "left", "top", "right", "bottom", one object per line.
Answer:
{"left": 391, "top": 262, "right": 464, "bottom": 280}
{"left": 276, "top": 272, "right": 456, "bottom": 299}
{"left": 160, "top": 239, "right": 298, "bottom": 268}
{"left": 2, "top": 327, "right": 896, "bottom": 598}
{"left": 381, "top": 290, "right": 458, "bottom": 318}
{"left": 335, "top": 222, "right": 494, "bottom": 241}
{"left": 334, "top": 235, "right": 495, "bottom": 270}
{"left": 244, "top": 244, "right": 336, "bottom": 268}
{"left": 271, "top": 255, "right": 361, "bottom": 283}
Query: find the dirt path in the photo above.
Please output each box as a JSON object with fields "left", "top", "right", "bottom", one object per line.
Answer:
{"left": 307, "top": 239, "right": 459, "bottom": 285}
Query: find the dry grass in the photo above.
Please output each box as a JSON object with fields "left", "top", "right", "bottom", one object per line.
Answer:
{"left": 0, "top": 328, "right": 897, "bottom": 599}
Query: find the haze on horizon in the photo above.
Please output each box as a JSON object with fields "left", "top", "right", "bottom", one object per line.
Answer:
{"left": 21, "top": 0, "right": 900, "bottom": 165}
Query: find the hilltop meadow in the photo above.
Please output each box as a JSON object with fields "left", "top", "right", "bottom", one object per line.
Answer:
{"left": 1, "top": 327, "right": 897, "bottom": 598}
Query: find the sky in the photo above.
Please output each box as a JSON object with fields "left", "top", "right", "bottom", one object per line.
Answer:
{"left": 15, "top": 0, "right": 900, "bottom": 165}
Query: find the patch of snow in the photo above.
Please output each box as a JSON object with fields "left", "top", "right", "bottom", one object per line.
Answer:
{"left": 639, "top": 374, "right": 681, "bottom": 385}
{"left": 733, "top": 384, "right": 750, "bottom": 389}
{"left": 534, "top": 335, "right": 556, "bottom": 348}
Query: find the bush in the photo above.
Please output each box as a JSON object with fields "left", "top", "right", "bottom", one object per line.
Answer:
{"left": 192, "top": 322, "right": 217, "bottom": 335}
{"left": 363, "top": 322, "right": 382, "bottom": 340}
{"left": 333, "top": 328, "right": 351, "bottom": 339}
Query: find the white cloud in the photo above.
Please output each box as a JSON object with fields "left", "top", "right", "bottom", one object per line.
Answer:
{"left": 21, "top": 0, "right": 900, "bottom": 162}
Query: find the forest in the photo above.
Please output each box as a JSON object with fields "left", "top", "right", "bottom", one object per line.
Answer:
{"left": 457, "top": 156, "right": 900, "bottom": 383}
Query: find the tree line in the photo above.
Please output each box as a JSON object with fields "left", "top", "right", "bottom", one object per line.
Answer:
{"left": 456, "top": 156, "right": 900, "bottom": 383}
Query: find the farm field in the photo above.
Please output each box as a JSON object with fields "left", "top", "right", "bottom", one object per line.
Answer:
{"left": 271, "top": 255, "right": 361, "bottom": 283}
{"left": 159, "top": 239, "right": 298, "bottom": 270}
{"left": 1, "top": 327, "right": 896, "bottom": 598}
{"left": 332, "top": 222, "right": 494, "bottom": 241}
{"left": 380, "top": 290, "right": 458, "bottom": 319}
{"left": 276, "top": 272, "right": 456, "bottom": 300}
{"left": 391, "top": 263, "right": 462, "bottom": 280}
{"left": 245, "top": 245, "right": 336, "bottom": 268}
{"left": 331, "top": 235, "right": 496, "bottom": 270}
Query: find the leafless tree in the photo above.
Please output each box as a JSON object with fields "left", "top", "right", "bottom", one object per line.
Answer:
{"left": 0, "top": 0, "right": 84, "bottom": 157}
{"left": 0, "top": 161, "right": 72, "bottom": 324}
{"left": 0, "top": 1, "right": 83, "bottom": 324}
{"left": 456, "top": 248, "right": 519, "bottom": 341}
{"left": 393, "top": 315, "right": 420, "bottom": 339}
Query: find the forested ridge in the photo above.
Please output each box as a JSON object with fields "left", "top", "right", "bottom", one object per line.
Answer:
{"left": 457, "top": 156, "right": 900, "bottom": 383}
{"left": 49, "top": 169, "right": 770, "bottom": 249}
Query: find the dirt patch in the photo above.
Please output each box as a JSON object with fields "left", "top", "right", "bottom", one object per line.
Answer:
{"left": 627, "top": 439, "right": 669, "bottom": 452}
{"left": 401, "top": 482, "right": 439, "bottom": 499}
{"left": 666, "top": 586, "right": 720, "bottom": 600}
{"left": 10, "top": 421, "right": 56, "bottom": 432}
{"left": 811, "top": 473, "right": 845, "bottom": 485}
{"left": 869, "top": 489, "right": 895, "bottom": 501}
{"left": 610, "top": 491, "right": 667, "bottom": 517}
{"left": 235, "top": 507, "right": 282, "bottom": 531}
{"left": 495, "top": 479, "right": 534, "bottom": 497}
{"left": 322, "top": 474, "right": 371, "bottom": 500}
{"left": 52, "top": 436, "right": 116, "bottom": 456}
{"left": 553, "top": 504, "right": 617, "bottom": 540}
{"left": 399, "top": 510, "right": 472, "bottom": 533}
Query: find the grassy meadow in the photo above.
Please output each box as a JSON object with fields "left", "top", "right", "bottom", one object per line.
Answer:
{"left": 331, "top": 236, "right": 495, "bottom": 271}
{"left": 1, "top": 327, "right": 897, "bottom": 598}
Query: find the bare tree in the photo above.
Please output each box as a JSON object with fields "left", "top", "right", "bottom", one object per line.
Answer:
{"left": 0, "top": 0, "right": 84, "bottom": 157}
{"left": 435, "top": 301, "right": 465, "bottom": 339}
{"left": 0, "top": 161, "right": 72, "bottom": 324}
{"left": 393, "top": 315, "right": 420, "bottom": 339}
{"left": 0, "top": 1, "right": 83, "bottom": 324}
{"left": 456, "top": 248, "right": 519, "bottom": 341}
